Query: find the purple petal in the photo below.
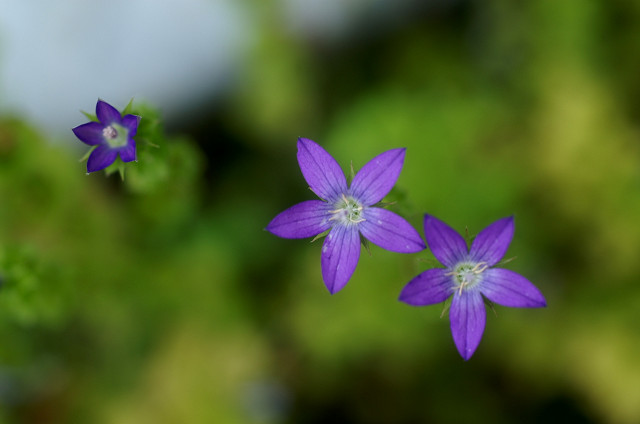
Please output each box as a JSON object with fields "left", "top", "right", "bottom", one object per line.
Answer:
{"left": 72, "top": 122, "right": 105, "bottom": 145}
{"left": 424, "top": 215, "right": 468, "bottom": 267}
{"left": 321, "top": 225, "right": 361, "bottom": 294}
{"left": 119, "top": 139, "right": 137, "bottom": 163}
{"left": 350, "top": 148, "right": 405, "bottom": 206}
{"left": 359, "top": 207, "right": 425, "bottom": 253}
{"left": 480, "top": 268, "right": 546, "bottom": 308}
{"left": 398, "top": 268, "right": 453, "bottom": 306}
{"left": 122, "top": 114, "right": 141, "bottom": 136}
{"left": 470, "top": 216, "right": 514, "bottom": 266}
{"left": 266, "top": 200, "right": 332, "bottom": 239}
{"left": 87, "top": 145, "right": 118, "bottom": 173}
{"left": 450, "top": 290, "right": 486, "bottom": 360}
{"left": 96, "top": 100, "right": 122, "bottom": 124}
{"left": 297, "top": 138, "right": 347, "bottom": 201}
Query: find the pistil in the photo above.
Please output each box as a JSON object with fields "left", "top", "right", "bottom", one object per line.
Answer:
{"left": 445, "top": 262, "right": 488, "bottom": 294}
{"left": 329, "top": 194, "right": 365, "bottom": 225}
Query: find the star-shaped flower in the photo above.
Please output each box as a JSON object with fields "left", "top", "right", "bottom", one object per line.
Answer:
{"left": 72, "top": 100, "right": 140, "bottom": 173}
{"left": 399, "top": 215, "right": 546, "bottom": 360}
{"left": 267, "top": 138, "right": 425, "bottom": 294}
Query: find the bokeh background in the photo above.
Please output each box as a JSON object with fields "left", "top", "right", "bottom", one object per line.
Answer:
{"left": 1, "top": 0, "right": 640, "bottom": 423}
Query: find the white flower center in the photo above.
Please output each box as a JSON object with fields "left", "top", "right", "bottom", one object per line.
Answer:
{"left": 329, "top": 194, "right": 365, "bottom": 226}
{"left": 102, "top": 123, "right": 129, "bottom": 148}
{"left": 103, "top": 126, "right": 117, "bottom": 139}
{"left": 446, "top": 262, "right": 488, "bottom": 295}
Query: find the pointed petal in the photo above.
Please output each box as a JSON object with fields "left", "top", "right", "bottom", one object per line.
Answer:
{"left": 119, "top": 139, "right": 137, "bottom": 163}
{"left": 359, "top": 207, "right": 425, "bottom": 253}
{"left": 480, "top": 268, "right": 546, "bottom": 308}
{"left": 321, "top": 225, "right": 361, "bottom": 294}
{"left": 470, "top": 216, "right": 514, "bottom": 266}
{"left": 87, "top": 145, "right": 118, "bottom": 173}
{"left": 297, "top": 138, "right": 347, "bottom": 201}
{"left": 424, "top": 215, "right": 468, "bottom": 267}
{"left": 450, "top": 290, "right": 486, "bottom": 360}
{"left": 398, "top": 268, "right": 453, "bottom": 306}
{"left": 96, "top": 100, "right": 122, "bottom": 124}
{"left": 72, "top": 122, "right": 105, "bottom": 145}
{"left": 122, "top": 114, "right": 141, "bottom": 137}
{"left": 266, "top": 200, "right": 332, "bottom": 239}
{"left": 350, "top": 148, "right": 405, "bottom": 205}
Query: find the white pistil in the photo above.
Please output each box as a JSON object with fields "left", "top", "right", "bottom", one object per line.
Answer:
{"left": 445, "top": 261, "right": 488, "bottom": 295}
{"left": 103, "top": 125, "right": 117, "bottom": 139}
{"left": 329, "top": 193, "right": 365, "bottom": 225}
{"left": 102, "top": 123, "right": 129, "bottom": 148}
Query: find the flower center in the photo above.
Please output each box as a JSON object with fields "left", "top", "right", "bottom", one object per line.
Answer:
{"left": 102, "top": 124, "right": 128, "bottom": 148}
{"left": 446, "top": 262, "right": 488, "bottom": 295}
{"left": 103, "top": 126, "right": 117, "bottom": 139}
{"left": 329, "top": 194, "right": 365, "bottom": 225}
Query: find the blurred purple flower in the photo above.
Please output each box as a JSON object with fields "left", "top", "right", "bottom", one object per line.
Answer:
{"left": 267, "top": 138, "right": 425, "bottom": 294}
{"left": 399, "top": 215, "right": 546, "bottom": 360}
{"left": 72, "top": 100, "right": 140, "bottom": 173}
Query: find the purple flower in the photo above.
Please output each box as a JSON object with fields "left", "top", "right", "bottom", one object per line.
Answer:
{"left": 399, "top": 215, "right": 546, "bottom": 360}
{"left": 72, "top": 100, "right": 140, "bottom": 173}
{"left": 267, "top": 138, "right": 425, "bottom": 294}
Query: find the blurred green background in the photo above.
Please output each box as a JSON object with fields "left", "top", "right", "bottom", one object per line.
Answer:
{"left": 1, "top": 0, "right": 640, "bottom": 423}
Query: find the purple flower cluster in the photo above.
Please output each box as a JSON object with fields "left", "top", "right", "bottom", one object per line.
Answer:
{"left": 72, "top": 100, "right": 140, "bottom": 173}
{"left": 267, "top": 137, "right": 546, "bottom": 360}
{"left": 68, "top": 97, "right": 545, "bottom": 359}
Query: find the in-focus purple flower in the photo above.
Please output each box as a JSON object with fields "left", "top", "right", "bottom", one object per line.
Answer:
{"left": 399, "top": 215, "right": 546, "bottom": 360}
{"left": 266, "top": 138, "right": 425, "bottom": 294}
{"left": 72, "top": 100, "right": 140, "bottom": 173}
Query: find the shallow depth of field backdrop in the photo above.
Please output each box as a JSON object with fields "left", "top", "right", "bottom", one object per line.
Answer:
{"left": 1, "top": 0, "right": 640, "bottom": 423}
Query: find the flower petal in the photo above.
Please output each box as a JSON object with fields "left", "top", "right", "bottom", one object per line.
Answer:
{"left": 87, "top": 145, "right": 118, "bottom": 173}
{"left": 350, "top": 148, "right": 405, "bottom": 205}
{"left": 297, "top": 138, "right": 347, "bottom": 201}
{"left": 424, "top": 215, "right": 468, "bottom": 267}
{"left": 119, "top": 139, "right": 137, "bottom": 163}
{"left": 72, "top": 122, "right": 105, "bottom": 145}
{"left": 122, "top": 114, "right": 141, "bottom": 136}
{"left": 266, "top": 200, "right": 332, "bottom": 239}
{"left": 321, "top": 225, "right": 361, "bottom": 294}
{"left": 359, "top": 207, "right": 425, "bottom": 253}
{"left": 398, "top": 268, "right": 453, "bottom": 306}
{"left": 470, "top": 216, "right": 514, "bottom": 266}
{"left": 480, "top": 268, "right": 546, "bottom": 308}
{"left": 96, "top": 100, "right": 122, "bottom": 124}
{"left": 450, "top": 289, "right": 486, "bottom": 360}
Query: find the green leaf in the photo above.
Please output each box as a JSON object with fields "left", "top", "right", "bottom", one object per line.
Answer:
{"left": 122, "top": 97, "right": 135, "bottom": 115}
{"left": 78, "top": 146, "right": 97, "bottom": 163}
{"left": 81, "top": 110, "right": 98, "bottom": 122}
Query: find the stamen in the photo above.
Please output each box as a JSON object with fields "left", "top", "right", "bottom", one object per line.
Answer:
{"left": 448, "top": 261, "right": 489, "bottom": 295}
{"left": 472, "top": 262, "right": 488, "bottom": 274}
{"left": 330, "top": 194, "right": 365, "bottom": 224}
{"left": 102, "top": 126, "right": 117, "bottom": 139}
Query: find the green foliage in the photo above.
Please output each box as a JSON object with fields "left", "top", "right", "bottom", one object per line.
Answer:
{"left": 1, "top": 1, "right": 640, "bottom": 422}
{"left": 0, "top": 244, "right": 69, "bottom": 327}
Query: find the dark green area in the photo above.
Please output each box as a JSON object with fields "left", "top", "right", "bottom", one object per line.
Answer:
{"left": 1, "top": 1, "right": 640, "bottom": 423}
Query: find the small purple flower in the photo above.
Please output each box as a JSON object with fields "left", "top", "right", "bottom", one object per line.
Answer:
{"left": 267, "top": 138, "right": 425, "bottom": 294}
{"left": 72, "top": 100, "right": 140, "bottom": 173}
{"left": 399, "top": 215, "right": 546, "bottom": 360}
